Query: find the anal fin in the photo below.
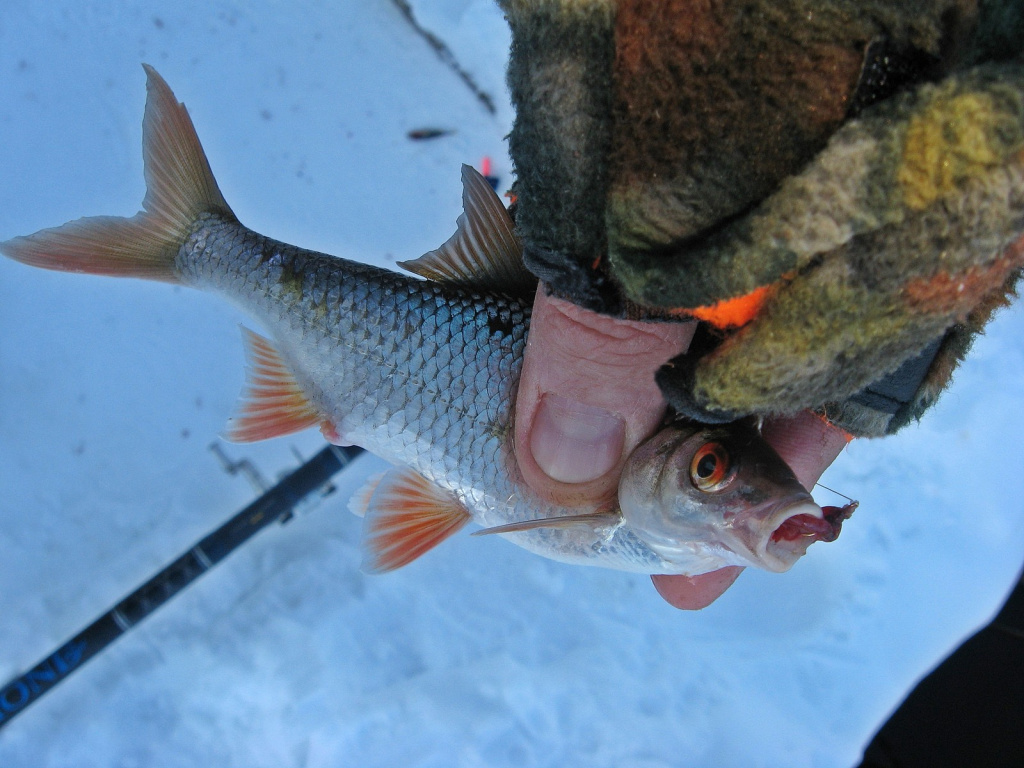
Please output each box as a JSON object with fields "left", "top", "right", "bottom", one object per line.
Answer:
{"left": 362, "top": 467, "right": 472, "bottom": 573}
{"left": 226, "top": 327, "right": 321, "bottom": 442}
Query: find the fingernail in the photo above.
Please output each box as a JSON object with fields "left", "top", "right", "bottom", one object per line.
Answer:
{"left": 529, "top": 394, "right": 625, "bottom": 483}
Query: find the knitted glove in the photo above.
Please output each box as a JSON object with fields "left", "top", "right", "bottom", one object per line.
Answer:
{"left": 500, "top": 0, "right": 1024, "bottom": 437}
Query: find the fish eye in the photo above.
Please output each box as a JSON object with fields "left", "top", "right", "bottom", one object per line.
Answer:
{"left": 689, "top": 442, "right": 733, "bottom": 492}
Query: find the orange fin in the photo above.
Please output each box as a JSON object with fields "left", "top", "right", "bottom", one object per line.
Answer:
{"left": 471, "top": 510, "right": 621, "bottom": 537}
{"left": 361, "top": 468, "right": 472, "bottom": 573}
{"left": 226, "top": 327, "right": 320, "bottom": 442}
{"left": 397, "top": 165, "right": 535, "bottom": 299}
{"left": 0, "top": 65, "right": 234, "bottom": 283}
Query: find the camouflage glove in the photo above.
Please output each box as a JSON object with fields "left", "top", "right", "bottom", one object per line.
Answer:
{"left": 500, "top": 0, "right": 1024, "bottom": 437}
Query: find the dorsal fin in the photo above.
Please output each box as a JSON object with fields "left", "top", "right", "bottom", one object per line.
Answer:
{"left": 397, "top": 164, "right": 535, "bottom": 298}
{"left": 471, "top": 510, "right": 621, "bottom": 537}
{"left": 361, "top": 467, "right": 472, "bottom": 573}
{"left": 225, "top": 327, "right": 321, "bottom": 442}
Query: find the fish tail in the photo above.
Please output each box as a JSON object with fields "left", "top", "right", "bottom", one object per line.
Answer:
{"left": 0, "top": 65, "right": 235, "bottom": 283}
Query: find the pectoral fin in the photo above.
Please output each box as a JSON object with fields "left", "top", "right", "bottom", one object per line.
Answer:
{"left": 361, "top": 467, "right": 472, "bottom": 573}
{"left": 471, "top": 510, "right": 621, "bottom": 537}
{"left": 348, "top": 472, "right": 387, "bottom": 518}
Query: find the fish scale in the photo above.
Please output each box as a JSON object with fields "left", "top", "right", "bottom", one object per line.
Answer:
{"left": 175, "top": 211, "right": 587, "bottom": 551}
{"left": 0, "top": 66, "right": 845, "bottom": 577}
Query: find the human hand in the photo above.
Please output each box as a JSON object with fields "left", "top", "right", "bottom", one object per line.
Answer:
{"left": 514, "top": 285, "right": 851, "bottom": 609}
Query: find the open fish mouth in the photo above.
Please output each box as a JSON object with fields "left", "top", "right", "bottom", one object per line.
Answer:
{"left": 772, "top": 501, "right": 858, "bottom": 545}
{"left": 753, "top": 498, "right": 857, "bottom": 572}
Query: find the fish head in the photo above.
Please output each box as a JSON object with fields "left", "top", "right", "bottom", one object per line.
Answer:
{"left": 619, "top": 422, "right": 836, "bottom": 574}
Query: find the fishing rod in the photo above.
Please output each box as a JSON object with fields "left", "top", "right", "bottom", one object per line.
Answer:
{"left": 0, "top": 443, "right": 363, "bottom": 732}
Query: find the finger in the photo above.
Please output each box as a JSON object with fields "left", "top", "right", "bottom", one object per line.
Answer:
{"left": 651, "top": 410, "right": 853, "bottom": 610}
{"left": 514, "top": 284, "right": 695, "bottom": 506}
{"left": 760, "top": 410, "right": 853, "bottom": 491}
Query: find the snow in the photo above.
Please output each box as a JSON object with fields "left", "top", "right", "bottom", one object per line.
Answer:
{"left": 0, "top": 2, "right": 1022, "bottom": 766}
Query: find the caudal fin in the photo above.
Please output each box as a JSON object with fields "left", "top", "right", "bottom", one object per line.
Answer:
{"left": 0, "top": 64, "right": 234, "bottom": 283}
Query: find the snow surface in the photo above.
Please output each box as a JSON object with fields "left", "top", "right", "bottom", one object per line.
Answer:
{"left": 1, "top": 2, "right": 1022, "bottom": 766}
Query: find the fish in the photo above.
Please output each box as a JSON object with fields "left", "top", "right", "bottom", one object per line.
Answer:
{"left": 0, "top": 66, "right": 848, "bottom": 576}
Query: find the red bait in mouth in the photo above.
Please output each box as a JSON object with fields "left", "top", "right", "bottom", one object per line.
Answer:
{"left": 771, "top": 502, "right": 858, "bottom": 544}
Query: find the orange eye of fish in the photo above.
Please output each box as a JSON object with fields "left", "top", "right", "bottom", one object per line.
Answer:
{"left": 689, "top": 442, "right": 732, "bottom": 492}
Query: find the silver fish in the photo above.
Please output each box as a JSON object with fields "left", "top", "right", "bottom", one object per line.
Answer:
{"left": 0, "top": 66, "right": 844, "bottom": 576}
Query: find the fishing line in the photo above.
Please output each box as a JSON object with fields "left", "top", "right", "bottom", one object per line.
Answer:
{"left": 814, "top": 481, "right": 856, "bottom": 504}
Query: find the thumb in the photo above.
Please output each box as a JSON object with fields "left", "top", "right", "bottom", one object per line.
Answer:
{"left": 514, "top": 284, "right": 695, "bottom": 506}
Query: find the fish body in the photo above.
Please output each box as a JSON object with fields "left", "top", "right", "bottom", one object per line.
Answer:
{"left": 0, "top": 67, "right": 845, "bottom": 576}
{"left": 173, "top": 209, "right": 674, "bottom": 572}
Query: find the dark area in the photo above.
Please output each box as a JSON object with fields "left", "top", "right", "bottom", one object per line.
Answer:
{"left": 849, "top": 337, "right": 944, "bottom": 415}
{"left": 846, "top": 38, "right": 941, "bottom": 119}
{"left": 856, "top": 567, "right": 1024, "bottom": 768}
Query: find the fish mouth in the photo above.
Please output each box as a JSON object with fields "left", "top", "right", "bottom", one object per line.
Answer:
{"left": 749, "top": 498, "right": 840, "bottom": 572}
